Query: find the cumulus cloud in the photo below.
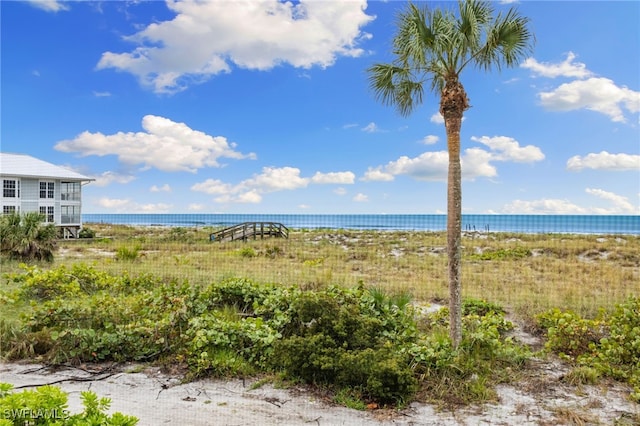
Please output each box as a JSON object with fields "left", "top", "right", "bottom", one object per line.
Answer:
{"left": 241, "top": 166, "right": 309, "bottom": 192}
{"left": 567, "top": 151, "right": 640, "bottom": 171}
{"left": 501, "top": 199, "right": 587, "bottom": 214}
{"left": 96, "top": 0, "right": 374, "bottom": 94}
{"left": 500, "top": 188, "right": 638, "bottom": 214}
{"left": 311, "top": 171, "right": 355, "bottom": 184}
{"left": 430, "top": 113, "right": 444, "bottom": 124}
{"left": 91, "top": 171, "right": 136, "bottom": 187}
{"left": 471, "top": 136, "right": 545, "bottom": 162}
{"left": 538, "top": 78, "right": 639, "bottom": 123}
{"left": 27, "top": 0, "right": 69, "bottom": 12}
{"left": 421, "top": 135, "right": 439, "bottom": 145}
{"left": 150, "top": 184, "right": 172, "bottom": 192}
{"left": 521, "top": 52, "right": 592, "bottom": 79}
{"left": 361, "top": 167, "right": 394, "bottom": 182}
{"left": 192, "top": 166, "right": 353, "bottom": 204}
{"left": 95, "top": 197, "right": 172, "bottom": 213}
{"left": 364, "top": 135, "right": 543, "bottom": 182}
{"left": 522, "top": 52, "right": 640, "bottom": 123}
{"left": 55, "top": 115, "right": 256, "bottom": 173}
{"left": 585, "top": 188, "right": 636, "bottom": 213}
{"left": 353, "top": 193, "right": 369, "bottom": 202}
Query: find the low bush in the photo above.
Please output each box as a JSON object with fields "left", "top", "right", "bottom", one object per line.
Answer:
{"left": 78, "top": 227, "right": 96, "bottom": 239}
{"left": 0, "top": 382, "right": 138, "bottom": 425}
{"left": 536, "top": 297, "right": 640, "bottom": 402}
{"left": 115, "top": 245, "right": 141, "bottom": 261}
{"left": 1, "top": 265, "right": 539, "bottom": 408}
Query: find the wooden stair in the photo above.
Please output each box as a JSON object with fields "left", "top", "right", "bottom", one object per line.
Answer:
{"left": 210, "top": 222, "right": 289, "bottom": 242}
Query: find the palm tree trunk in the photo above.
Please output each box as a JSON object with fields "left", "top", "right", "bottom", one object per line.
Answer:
{"left": 441, "top": 80, "right": 468, "bottom": 349}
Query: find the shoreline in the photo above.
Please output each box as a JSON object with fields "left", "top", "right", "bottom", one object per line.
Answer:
{"left": 83, "top": 221, "right": 640, "bottom": 237}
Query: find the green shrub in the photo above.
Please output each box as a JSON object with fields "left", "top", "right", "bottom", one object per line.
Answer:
{"left": 0, "top": 382, "right": 138, "bottom": 425}
{"left": 238, "top": 247, "right": 256, "bottom": 258}
{"left": 468, "top": 246, "right": 530, "bottom": 261}
{"left": 273, "top": 291, "right": 417, "bottom": 404}
{"left": 536, "top": 308, "right": 605, "bottom": 360}
{"left": 0, "top": 212, "right": 57, "bottom": 262}
{"left": 78, "top": 227, "right": 96, "bottom": 239}
{"left": 537, "top": 297, "right": 640, "bottom": 402}
{"left": 115, "top": 245, "right": 141, "bottom": 261}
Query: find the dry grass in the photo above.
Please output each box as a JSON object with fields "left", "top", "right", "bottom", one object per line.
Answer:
{"left": 2, "top": 224, "right": 638, "bottom": 323}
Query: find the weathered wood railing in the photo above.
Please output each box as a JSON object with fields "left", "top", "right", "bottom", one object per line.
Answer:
{"left": 210, "top": 222, "right": 289, "bottom": 242}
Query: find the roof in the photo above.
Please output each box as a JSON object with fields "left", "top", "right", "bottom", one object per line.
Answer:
{"left": 0, "top": 153, "right": 94, "bottom": 182}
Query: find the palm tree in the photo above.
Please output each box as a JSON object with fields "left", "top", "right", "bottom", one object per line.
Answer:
{"left": 0, "top": 212, "right": 57, "bottom": 262}
{"left": 368, "top": 0, "right": 534, "bottom": 347}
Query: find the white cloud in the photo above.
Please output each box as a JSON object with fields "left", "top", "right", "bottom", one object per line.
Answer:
{"left": 91, "top": 171, "right": 136, "bottom": 187}
{"left": 233, "top": 190, "right": 263, "bottom": 204}
{"left": 366, "top": 135, "right": 543, "bottom": 182}
{"left": 190, "top": 179, "right": 233, "bottom": 195}
{"left": 361, "top": 167, "right": 394, "bottom": 182}
{"left": 96, "top": 1, "right": 374, "bottom": 94}
{"left": 298, "top": 204, "right": 311, "bottom": 209}
{"left": 430, "top": 113, "right": 444, "bottom": 124}
{"left": 334, "top": 187, "right": 348, "bottom": 196}
{"left": 500, "top": 188, "right": 638, "bottom": 214}
{"left": 93, "top": 91, "right": 112, "bottom": 97}
{"left": 189, "top": 167, "right": 370, "bottom": 205}
{"left": 501, "top": 199, "right": 587, "bottom": 214}
{"left": 421, "top": 135, "right": 439, "bottom": 145}
{"left": 585, "top": 188, "right": 636, "bottom": 213}
{"left": 241, "top": 166, "right": 309, "bottom": 192}
{"left": 362, "top": 122, "right": 381, "bottom": 133}
{"left": 567, "top": 151, "right": 640, "bottom": 171}
{"left": 55, "top": 115, "right": 256, "bottom": 172}
{"left": 150, "top": 184, "right": 172, "bottom": 192}
{"left": 311, "top": 171, "right": 355, "bottom": 184}
{"left": 471, "top": 136, "right": 545, "bottom": 162}
{"left": 353, "top": 193, "right": 369, "bottom": 202}
{"left": 521, "top": 52, "right": 592, "bottom": 79}
{"left": 188, "top": 203, "right": 205, "bottom": 211}
{"left": 27, "top": 0, "right": 69, "bottom": 12}
{"left": 95, "top": 197, "right": 172, "bottom": 213}
{"left": 522, "top": 52, "right": 640, "bottom": 123}
{"left": 538, "top": 77, "right": 640, "bottom": 123}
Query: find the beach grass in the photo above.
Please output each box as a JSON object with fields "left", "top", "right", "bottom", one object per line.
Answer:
{"left": 2, "top": 223, "right": 638, "bottom": 324}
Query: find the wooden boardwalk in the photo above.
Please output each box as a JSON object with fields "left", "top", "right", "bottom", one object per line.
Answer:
{"left": 210, "top": 222, "right": 289, "bottom": 242}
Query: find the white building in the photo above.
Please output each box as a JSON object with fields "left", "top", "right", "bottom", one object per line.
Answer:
{"left": 0, "top": 153, "right": 94, "bottom": 238}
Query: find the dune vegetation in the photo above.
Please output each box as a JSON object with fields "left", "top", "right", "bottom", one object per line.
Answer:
{"left": 1, "top": 223, "right": 639, "bottom": 412}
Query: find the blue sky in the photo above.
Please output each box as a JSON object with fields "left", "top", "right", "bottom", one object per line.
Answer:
{"left": 2, "top": 0, "right": 639, "bottom": 215}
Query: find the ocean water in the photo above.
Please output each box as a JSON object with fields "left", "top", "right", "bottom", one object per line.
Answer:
{"left": 82, "top": 214, "right": 640, "bottom": 235}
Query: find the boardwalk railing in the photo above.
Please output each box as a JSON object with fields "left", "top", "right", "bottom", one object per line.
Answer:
{"left": 210, "top": 222, "right": 289, "bottom": 242}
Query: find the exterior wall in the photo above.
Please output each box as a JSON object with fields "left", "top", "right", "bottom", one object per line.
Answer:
{"left": 1, "top": 175, "right": 85, "bottom": 230}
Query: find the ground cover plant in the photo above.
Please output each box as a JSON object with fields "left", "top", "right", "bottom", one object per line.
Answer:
{"left": 2, "top": 264, "right": 535, "bottom": 407}
{"left": 1, "top": 224, "right": 639, "bottom": 408}
{"left": 0, "top": 382, "right": 138, "bottom": 425}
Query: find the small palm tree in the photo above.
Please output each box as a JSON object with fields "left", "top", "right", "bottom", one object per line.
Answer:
{"left": 0, "top": 212, "right": 58, "bottom": 262}
{"left": 368, "top": 0, "right": 534, "bottom": 347}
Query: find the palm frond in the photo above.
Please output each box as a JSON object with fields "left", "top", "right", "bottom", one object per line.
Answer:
{"left": 367, "top": 63, "right": 424, "bottom": 118}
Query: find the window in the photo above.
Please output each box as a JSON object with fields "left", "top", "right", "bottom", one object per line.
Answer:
{"left": 39, "top": 206, "right": 54, "bottom": 223}
{"left": 61, "top": 205, "right": 80, "bottom": 224}
{"left": 2, "top": 206, "right": 17, "bottom": 215}
{"left": 40, "top": 181, "right": 54, "bottom": 199}
{"left": 61, "top": 182, "right": 81, "bottom": 201}
{"left": 3, "top": 179, "right": 20, "bottom": 198}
